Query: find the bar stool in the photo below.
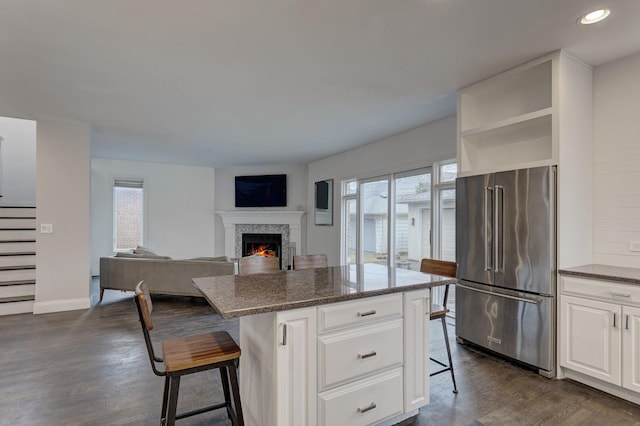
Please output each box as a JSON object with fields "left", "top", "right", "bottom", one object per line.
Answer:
{"left": 134, "top": 281, "right": 244, "bottom": 425}
{"left": 238, "top": 256, "right": 280, "bottom": 275}
{"left": 420, "top": 258, "right": 458, "bottom": 394}
{"left": 292, "top": 254, "right": 328, "bottom": 270}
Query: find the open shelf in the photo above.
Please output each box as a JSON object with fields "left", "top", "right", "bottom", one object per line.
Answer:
{"left": 459, "top": 59, "right": 552, "bottom": 133}
{"left": 460, "top": 113, "right": 553, "bottom": 173}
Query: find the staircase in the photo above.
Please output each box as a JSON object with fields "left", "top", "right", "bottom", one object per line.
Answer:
{"left": 0, "top": 206, "right": 36, "bottom": 315}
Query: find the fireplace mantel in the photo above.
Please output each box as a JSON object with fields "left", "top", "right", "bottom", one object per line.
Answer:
{"left": 216, "top": 211, "right": 306, "bottom": 261}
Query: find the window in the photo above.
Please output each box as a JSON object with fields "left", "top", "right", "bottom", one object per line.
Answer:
{"left": 432, "top": 161, "right": 458, "bottom": 314}
{"left": 113, "top": 178, "right": 144, "bottom": 252}
{"left": 341, "top": 162, "right": 455, "bottom": 270}
{"left": 360, "top": 177, "right": 390, "bottom": 265}
{"left": 394, "top": 169, "right": 431, "bottom": 270}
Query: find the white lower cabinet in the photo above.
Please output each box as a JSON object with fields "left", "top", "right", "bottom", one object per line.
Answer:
{"left": 240, "top": 290, "right": 430, "bottom": 426}
{"left": 560, "top": 295, "right": 621, "bottom": 385}
{"left": 276, "top": 308, "right": 317, "bottom": 426}
{"left": 622, "top": 306, "right": 640, "bottom": 393}
{"left": 239, "top": 307, "right": 317, "bottom": 426}
{"left": 318, "top": 368, "right": 403, "bottom": 426}
{"left": 559, "top": 275, "right": 640, "bottom": 402}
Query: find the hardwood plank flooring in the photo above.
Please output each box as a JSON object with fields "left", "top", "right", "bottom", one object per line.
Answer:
{"left": 1, "top": 287, "right": 639, "bottom": 425}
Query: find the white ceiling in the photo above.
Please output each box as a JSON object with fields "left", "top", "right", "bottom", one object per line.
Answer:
{"left": 1, "top": 0, "right": 639, "bottom": 167}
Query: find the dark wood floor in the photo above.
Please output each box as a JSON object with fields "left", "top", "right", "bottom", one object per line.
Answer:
{"left": 1, "top": 287, "right": 639, "bottom": 425}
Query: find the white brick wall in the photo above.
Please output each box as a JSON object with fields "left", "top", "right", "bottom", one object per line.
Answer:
{"left": 593, "top": 52, "right": 640, "bottom": 267}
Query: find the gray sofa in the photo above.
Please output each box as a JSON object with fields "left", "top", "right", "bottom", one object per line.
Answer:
{"left": 99, "top": 256, "right": 235, "bottom": 300}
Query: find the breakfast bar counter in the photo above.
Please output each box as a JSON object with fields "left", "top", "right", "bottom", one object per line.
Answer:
{"left": 193, "top": 264, "right": 455, "bottom": 426}
{"left": 193, "top": 263, "right": 455, "bottom": 319}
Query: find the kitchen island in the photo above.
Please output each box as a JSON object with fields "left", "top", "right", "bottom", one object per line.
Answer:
{"left": 193, "top": 263, "right": 455, "bottom": 426}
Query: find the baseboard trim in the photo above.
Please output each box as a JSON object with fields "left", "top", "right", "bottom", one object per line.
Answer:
{"left": 33, "top": 297, "right": 91, "bottom": 314}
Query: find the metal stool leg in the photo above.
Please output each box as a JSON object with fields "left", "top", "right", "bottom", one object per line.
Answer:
{"left": 161, "top": 376, "right": 170, "bottom": 424}
{"left": 228, "top": 360, "right": 244, "bottom": 426}
{"left": 220, "top": 366, "right": 233, "bottom": 420}
{"left": 166, "top": 375, "right": 181, "bottom": 426}
{"left": 441, "top": 316, "right": 458, "bottom": 394}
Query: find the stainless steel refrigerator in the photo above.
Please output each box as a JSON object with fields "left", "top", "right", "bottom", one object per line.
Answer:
{"left": 455, "top": 165, "right": 556, "bottom": 376}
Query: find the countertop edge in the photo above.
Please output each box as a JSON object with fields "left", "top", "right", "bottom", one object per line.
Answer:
{"left": 208, "top": 278, "right": 456, "bottom": 319}
{"left": 559, "top": 265, "right": 640, "bottom": 286}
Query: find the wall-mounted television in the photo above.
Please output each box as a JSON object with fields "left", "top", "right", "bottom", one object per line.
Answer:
{"left": 235, "top": 174, "right": 287, "bottom": 207}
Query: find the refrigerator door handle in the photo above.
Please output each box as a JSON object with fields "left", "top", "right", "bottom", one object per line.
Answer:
{"left": 457, "top": 283, "right": 541, "bottom": 305}
{"left": 494, "top": 185, "right": 504, "bottom": 273}
{"left": 484, "top": 186, "right": 494, "bottom": 272}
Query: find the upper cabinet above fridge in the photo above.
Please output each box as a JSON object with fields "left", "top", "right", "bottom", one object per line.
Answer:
{"left": 456, "top": 50, "right": 591, "bottom": 178}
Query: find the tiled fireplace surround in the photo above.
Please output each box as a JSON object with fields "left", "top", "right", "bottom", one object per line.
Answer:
{"left": 217, "top": 211, "right": 306, "bottom": 270}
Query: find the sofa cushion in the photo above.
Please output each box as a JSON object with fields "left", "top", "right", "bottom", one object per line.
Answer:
{"left": 133, "top": 246, "right": 159, "bottom": 256}
{"left": 189, "top": 256, "right": 231, "bottom": 262}
{"left": 114, "top": 252, "right": 172, "bottom": 259}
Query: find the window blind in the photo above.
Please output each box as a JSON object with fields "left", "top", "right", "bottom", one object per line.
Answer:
{"left": 113, "top": 177, "right": 144, "bottom": 188}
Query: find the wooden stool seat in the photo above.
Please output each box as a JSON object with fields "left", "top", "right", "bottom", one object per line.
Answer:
{"left": 162, "top": 331, "right": 241, "bottom": 373}
{"left": 430, "top": 303, "right": 449, "bottom": 320}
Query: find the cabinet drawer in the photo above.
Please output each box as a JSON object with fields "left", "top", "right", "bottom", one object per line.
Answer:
{"left": 318, "top": 368, "right": 403, "bottom": 426}
{"left": 318, "top": 293, "right": 402, "bottom": 333}
{"left": 561, "top": 276, "right": 640, "bottom": 305}
{"left": 318, "top": 318, "right": 403, "bottom": 389}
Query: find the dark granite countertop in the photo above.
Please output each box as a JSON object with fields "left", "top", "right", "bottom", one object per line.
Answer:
{"left": 193, "top": 263, "right": 456, "bottom": 319}
{"left": 559, "top": 264, "right": 640, "bottom": 286}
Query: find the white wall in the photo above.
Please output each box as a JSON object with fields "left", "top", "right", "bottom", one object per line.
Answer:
{"left": 91, "top": 158, "right": 216, "bottom": 274}
{"left": 35, "top": 120, "right": 91, "bottom": 313}
{"left": 0, "top": 116, "right": 36, "bottom": 205}
{"left": 214, "top": 164, "right": 308, "bottom": 255}
{"left": 593, "top": 51, "right": 640, "bottom": 268}
{"left": 307, "top": 115, "right": 457, "bottom": 266}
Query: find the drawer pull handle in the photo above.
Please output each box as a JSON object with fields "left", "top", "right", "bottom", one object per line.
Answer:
{"left": 626, "top": 314, "right": 630, "bottom": 330}
{"left": 357, "top": 310, "right": 377, "bottom": 317}
{"left": 281, "top": 324, "right": 287, "bottom": 346}
{"left": 613, "top": 313, "right": 617, "bottom": 328}
{"left": 610, "top": 292, "right": 631, "bottom": 299}
{"left": 357, "top": 402, "right": 376, "bottom": 414}
{"left": 358, "top": 351, "right": 377, "bottom": 360}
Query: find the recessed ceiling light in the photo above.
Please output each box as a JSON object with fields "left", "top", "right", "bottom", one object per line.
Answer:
{"left": 578, "top": 9, "right": 611, "bottom": 25}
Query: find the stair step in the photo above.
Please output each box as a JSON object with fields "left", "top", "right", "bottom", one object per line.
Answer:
{"left": 0, "top": 229, "right": 37, "bottom": 240}
{"left": 0, "top": 242, "right": 35, "bottom": 254}
{"left": 0, "top": 218, "right": 36, "bottom": 229}
{"left": 0, "top": 295, "right": 35, "bottom": 303}
{"left": 0, "top": 268, "right": 36, "bottom": 281}
{"left": 0, "top": 265, "right": 35, "bottom": 271}
{"left": 0, "top": 279, "right": 35, "bottom": 286}
{"left": 0, "top": 283, "right": 35, "bottom": 299}
{"left": 0, "top": 299, "right": 34, "bottom": 315}
{"left": 0, "top": 254, "right": 35, "bottom": 267}
{"left": 0, "top": 206, "right": 36, "bottom": 218}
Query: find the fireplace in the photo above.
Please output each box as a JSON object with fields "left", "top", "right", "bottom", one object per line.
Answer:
{"left": 242, "top": 233, "right": 283, "bottom": 269}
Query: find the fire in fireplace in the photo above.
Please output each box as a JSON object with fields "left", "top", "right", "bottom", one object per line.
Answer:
{"left": 242, "top": 233, "right": 283, "bottom": 268}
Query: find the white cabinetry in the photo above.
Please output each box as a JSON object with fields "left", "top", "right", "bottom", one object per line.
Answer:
{"left": 559, "top": 275, "right": 640, "bottom": 403}
{"left": 457, "top": 50, "right": 594, "bottom": 278}
{"left": 560, "top": 295, "right": 621, "bottom": 385}
{"left": 317, "top": 293, "right": 405, "bottom": 426}
{"left": 240, "top": 290, "right": 430, "bottom": 426}
{"left": 277, "top": 308, "right": 317, "bottom": 426}
{"left": 623, "top": 306, "right": 640, "bottom": 393}
{"left": 403, "top": 289, "right": 430, "bottom": 411}
{"left": 240, "top": 307, "right": 317, "bottom": 426}
{"left": 458, "top": 57, "right": 553, "bottom": 175}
